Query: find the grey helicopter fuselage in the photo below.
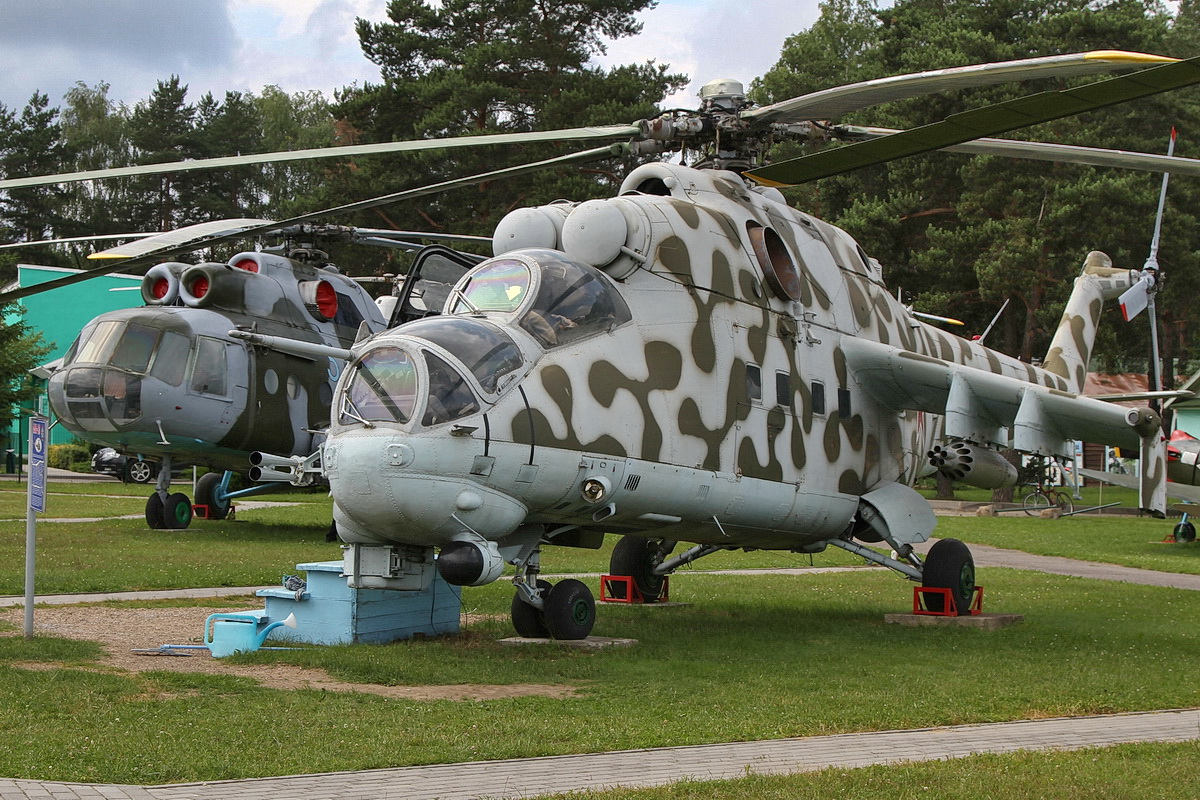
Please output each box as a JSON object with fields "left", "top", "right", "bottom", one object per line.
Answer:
{"left": 49, "top": 251, "right": 386, "bottom": 472}
{"left": 322, "top": 161, "right": 1162, "bottom": 593}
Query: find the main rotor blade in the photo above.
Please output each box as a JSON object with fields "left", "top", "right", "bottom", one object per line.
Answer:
{"left": 89, "top": 218, "right": 275, "bottom": 259}
{"left": 0, "top": 143, "right": 623, "bottom": 304}
{"left": 0, "top": 125, "right": 639, "bottom": 191}
{"left": 744, "top": 50, "right": 1176, "bottom": 124}
{"left": 840, "top": 125, "right": 1200, "bottom": 176}
{"left": 745, "top": 55, "right": 1200, "bottom": 186}
{"left": 0, "top": 232, "right": 159, "bottom": 251}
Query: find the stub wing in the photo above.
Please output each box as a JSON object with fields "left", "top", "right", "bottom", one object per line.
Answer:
{"left": 843, "top": 337, "right": 1166, "bottom": 514}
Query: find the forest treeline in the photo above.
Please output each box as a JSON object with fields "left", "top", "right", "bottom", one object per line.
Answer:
{"left": 3, "top": 0, "right": 1200, "bottom": 381}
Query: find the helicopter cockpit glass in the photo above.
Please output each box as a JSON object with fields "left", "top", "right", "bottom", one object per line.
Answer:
{"left": 449, "top": 259, "right": 531, "bottom": 314}
{"left": 423, "top": 351, "right": 480, "bottom": 426}
{"left": 399, "top": 317, "right": 522, "bottom": 393}
{"left": 449, "top": 251, "right": 631, "bottom": 349}
{"left": 342, "top": 347, "right": 418, "bottom": 425}
{"left": 519, "top": 252, "right": 632, "bottom": 348}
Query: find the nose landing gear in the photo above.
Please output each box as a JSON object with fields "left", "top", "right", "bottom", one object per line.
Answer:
{"left": 510, "top": 553, "right": 596, "bottom": 640}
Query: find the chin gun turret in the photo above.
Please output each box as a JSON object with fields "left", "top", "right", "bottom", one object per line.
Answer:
{"left": 927, "top": 441, "right": 1019, "bottom": 490}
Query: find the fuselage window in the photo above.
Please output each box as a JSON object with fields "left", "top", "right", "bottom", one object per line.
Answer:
{"left": 189, "top": 337, "right": 229, "bottom": 397}
{"left": 838, "top": 387, "right": 852, "bottom": 418}
{"left": 746, "top": 363, "right": 762, "bottom": 402}
{"left": 422, "top": 351, "right": 480, "bottom": 427}
{"left": 811, "top": 381, "right": 826, "bottom": 415}
{"left": 775, "top": 372, "right": 791, "bottom": 408}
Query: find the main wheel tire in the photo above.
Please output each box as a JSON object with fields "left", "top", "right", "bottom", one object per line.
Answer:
{"left": 544, "top": 579, "right": 596, "bottom": 640}
{"left": 195, "top": 472, "right": 231, "bottom": 520}
{"left": 145, "top": 493, "right": 165, "bottom": 529}
{"left": 125, "top": 459, "right": 156, "bottom": 484}
{"left": 1175, "top": 520, "right": 1197, "bottom": 543}
{"left": 608, "top": 536, "right": 668, "bottom": 602}
{"left": 922, "top": 538, "right": 976, "bottom": 616}
{"left": 163, "top": 492, "right": 194, "bottom": 530}
{"left": 511, "top": 579, "right": 553, "bottom": 638}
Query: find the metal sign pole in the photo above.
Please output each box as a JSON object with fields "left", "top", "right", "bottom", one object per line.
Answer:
{"left": 25, "top": 416, "right": 46, "bottom": 639}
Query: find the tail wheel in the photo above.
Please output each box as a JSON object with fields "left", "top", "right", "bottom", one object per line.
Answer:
{"left": 145, "top": 493, "right": 165, "bottom": 529}
{"left": 195, "top": 472, "right": 231, "bottom": 521}
{"left": 544, "top": 579, "right": 596, "bottom": 640}
{"left": 163, "top": 492, "right": 193, "bottom": 530}
{"left": 608, "top": 536, "right": 670, "bottom": 602}
{"left": 510, "top": 579, "right": 552, "bottom": 638}
{"left": 922, "top": 538, "right": 976, "bottom": 616}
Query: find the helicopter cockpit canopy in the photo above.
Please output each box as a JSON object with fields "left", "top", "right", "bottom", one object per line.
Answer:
{"left": 447, "top": 249, "right": 632, "bottom": 348}
{"left": 339, "top": 317, "right": 523, "bottom": 429}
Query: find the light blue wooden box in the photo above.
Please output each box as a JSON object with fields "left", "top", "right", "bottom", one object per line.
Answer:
{"left": 257, "top": 560, "right": 462, "bottom": 645}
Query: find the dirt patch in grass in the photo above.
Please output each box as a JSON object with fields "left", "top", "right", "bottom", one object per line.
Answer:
{"left": 0, "top": 605, "right": 577, "bottom": 701}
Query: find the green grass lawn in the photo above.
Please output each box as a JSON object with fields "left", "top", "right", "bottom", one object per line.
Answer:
{"left": 935, "top": 515, "right": 1200, "bottom": 574}
{"left": 1, "top": 567, "right": 1197, "bottom": 784}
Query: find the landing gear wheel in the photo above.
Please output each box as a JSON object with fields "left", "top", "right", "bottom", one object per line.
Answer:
{"left": 543, "top": 578, "right": 596, "bottom": 640}
{"left": 922, "top": 538, "right": 976, "bottom": 616}
{"left": 195, "top": 472, "right": 231, "bottom": 520}
{"left": 510, "top": 579, "right": 552, "bottom": 638}
{"left": 609, "top": 536, "right": 669, "bottom": 602}
{"left": 145, "top": 493, "right": 165, "bottom": 529}
{"left": 1175, "top": 521, "right": 1197, "bottom": 543}
{"left": 125, "top": 459, "right": 156, "bottom": 484}
{"left": 163, "top": 492, "right": 193, "bottom": 530}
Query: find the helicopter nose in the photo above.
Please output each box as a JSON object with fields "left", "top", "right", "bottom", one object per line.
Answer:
{"left": 326, "top": 434, "right": 528, "bottom": 547}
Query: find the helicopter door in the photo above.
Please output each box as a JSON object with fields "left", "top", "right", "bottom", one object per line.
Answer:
{"left": 734, "top": 363, "right": 791, "bottom": 481}
{"left": 391, "top": 245, "right": 486, "bottom": 327}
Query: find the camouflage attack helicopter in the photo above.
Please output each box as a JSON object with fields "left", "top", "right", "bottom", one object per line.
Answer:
{"left": 5, "top": 50, "right": 1200, "bottom": 635}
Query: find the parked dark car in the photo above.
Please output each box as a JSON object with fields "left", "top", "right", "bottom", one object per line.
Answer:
{"left": 90, "top": 448, "right": 159, "bottom": 483}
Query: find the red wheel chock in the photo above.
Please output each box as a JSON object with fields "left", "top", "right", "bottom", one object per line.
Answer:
{"left": 913, "top": 585, "right": 984, "bottom": 616}
{"left": 192, "top": 504, "right": 210, "bottom": 519}
{"left": 600, "top": 574, "right": 669, "bottom": 604}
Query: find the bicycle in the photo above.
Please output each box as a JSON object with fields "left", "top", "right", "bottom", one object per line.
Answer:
{"left": 1018, "top": 455, "right": 1074, "bottom": 516}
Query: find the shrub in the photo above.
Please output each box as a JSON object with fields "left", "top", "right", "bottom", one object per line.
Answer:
{"left": 48, "top": 443, "right": 90, "bottom": 470}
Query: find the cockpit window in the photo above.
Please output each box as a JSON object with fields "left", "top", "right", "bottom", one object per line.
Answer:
{"left": 150, "top": 331, "right": 190, "bottom": 387}
{"left": 109, "top": 323, "right": 159, "bottom": 373}
{"left": 422, "top": 351, "right": 479, "bottom": 426}
{"left": 343, "top": 347, "right": 417, "bottom": 424}
{"left": 74, "top": 320, "right": 124, "bottom": 364}
{"left": 400, "top": 317, "right": 522, "bottom": 393}
{"left": 189, "top": 337, "right": 229, "bottom": 396}
{"left": 450, "top": 259, "right": 531, "bottom": 313}
{"left": 520, "top": 256, "right": 632, "bottom": 348}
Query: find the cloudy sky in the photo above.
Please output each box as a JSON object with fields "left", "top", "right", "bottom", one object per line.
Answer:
{"left": 0, "top": 0, "right": 821, "bottom": 114}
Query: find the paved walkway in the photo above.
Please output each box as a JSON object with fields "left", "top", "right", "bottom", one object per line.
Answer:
{"left": 1, "top": 709, "right": 1196, "bottom": 800}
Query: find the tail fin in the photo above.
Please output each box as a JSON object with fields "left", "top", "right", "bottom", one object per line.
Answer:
{"left": 1042, "top": 251, "right": 1135, "bottom": 394}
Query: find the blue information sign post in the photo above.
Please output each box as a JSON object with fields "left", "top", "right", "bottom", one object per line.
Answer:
{"left": 24, "top": 417, "right": 46, "bottom": 638}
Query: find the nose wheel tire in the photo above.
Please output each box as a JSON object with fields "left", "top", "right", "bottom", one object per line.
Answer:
{"left": 921, "top": 538, "right": 976, "bottom": 616}
{"left": 543, "top": 578, "right": 596, "bottom": 640}
{"left": 510, "top": 579, "right": 553, "bottom": 638}
{"left": 145, "top": 494, "right": 165, "bottom": 529}
{"left": 195, "top": 472, "right": 232, "bottom": 521}
{"left": 608, "top": 535, "right": 669, "bottom": 602}
{"left": 163, "top": 492, "right": 194, "bottom": 530}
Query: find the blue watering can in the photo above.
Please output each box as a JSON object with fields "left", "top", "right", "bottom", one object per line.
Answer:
{"left": 204, "top": 611, "right": 297, "bottom": 658}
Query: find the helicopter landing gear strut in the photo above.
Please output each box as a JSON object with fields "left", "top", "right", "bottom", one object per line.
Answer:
{"left": 510, "top": 549, "right": 596, "bottom": 640}
{"left": 144, "top": 457, "right": 192, "bottom": 530}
